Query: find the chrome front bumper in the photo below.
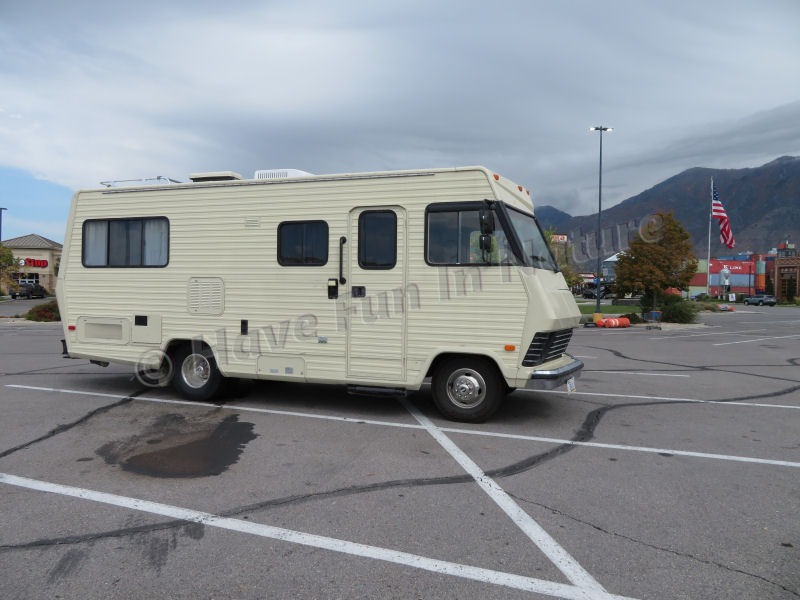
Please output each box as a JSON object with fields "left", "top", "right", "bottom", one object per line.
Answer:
{"left": 524, "top": 355, "right": 584, "bottom": 390}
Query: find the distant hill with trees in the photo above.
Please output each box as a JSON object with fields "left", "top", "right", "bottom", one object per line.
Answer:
{"left": 536, "top": 156, "right": 800, "bottom": 268}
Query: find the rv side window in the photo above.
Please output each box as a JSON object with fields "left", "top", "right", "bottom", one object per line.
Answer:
{"left": 358, "top": 211, "right": 396, "bottom": 269}
{"left": 82, "top": 217, "right": 168, "bottom": 267}
{"left": 426, "top": 208, "right": 510, "bottom": 265}
{"left": 278, "top": 221, "right": 329, "bottom": 266}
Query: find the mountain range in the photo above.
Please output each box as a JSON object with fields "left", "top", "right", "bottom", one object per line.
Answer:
{"left": 537, "top": 156, "right": 800, "bottom": 269}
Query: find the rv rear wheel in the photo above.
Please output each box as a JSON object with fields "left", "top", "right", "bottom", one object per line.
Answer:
{"left": 135, "top": 351, "right": 173, "bottom": 388}
{"left": 172, "top": 344, "right": 222, "bottom": 402}
{"left": 431, "top": 357, "right": 504, "bottom": 422}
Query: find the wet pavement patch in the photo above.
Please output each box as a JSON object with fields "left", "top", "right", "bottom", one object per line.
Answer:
{"left": 98, "top": 412, "right": 257, "bottom": 478}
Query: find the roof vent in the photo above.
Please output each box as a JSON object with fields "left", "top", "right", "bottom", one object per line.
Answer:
{"left": 100, "top": 176, "right": 181, "bottom": 188}
{"left": 254, "top": 169, "right": 313, "bottom": 180}
{"left": 189, "top": 171, "right": 243, "bottom": 182}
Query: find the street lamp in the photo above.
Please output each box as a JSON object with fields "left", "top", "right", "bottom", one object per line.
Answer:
{"left": 589, "top": 126, "right": 612, "bottom": 315}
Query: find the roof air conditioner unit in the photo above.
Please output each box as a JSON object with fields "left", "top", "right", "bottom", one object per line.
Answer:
{"left": 254, "top": 169, "right": 313, "bottom": 180}
{"left": 189, "top": 171, "right": 243, "bottom": 182}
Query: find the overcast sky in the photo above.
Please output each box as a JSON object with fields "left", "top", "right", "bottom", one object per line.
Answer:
{"left": 1, "top": 0, "right": 799, "bottom": 242}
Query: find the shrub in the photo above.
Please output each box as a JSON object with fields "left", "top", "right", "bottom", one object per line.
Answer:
{"left": 25, "top": 299, "right": 60, "bottom": 322}
{"left": 621, "top": 312, "right": 644, "bottom": 324}
{"left": 659, "top": 299, "right": 698, "bottom": 323}
{"left": 660, "top": 293, "right": 683, "bottom": 306}
{"left": 695, "top": 301, "right": 722, "bottom": 312}
{"left": 639, "top": 291, "right": 657, "bottom": 312}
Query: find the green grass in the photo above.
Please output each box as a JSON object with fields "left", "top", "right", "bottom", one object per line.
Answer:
{"left": 577, "top": 303, "right": 643, "bottom": 315}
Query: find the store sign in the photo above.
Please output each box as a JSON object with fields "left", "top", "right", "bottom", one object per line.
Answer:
{"left": 551, "top": 234, "right": 568, "bottom": 242}
{"left": 709, "top": 260, "right": 752, "bottom": 274}
{"left": 21, "top": 258, "right": 48, "bottom": 268}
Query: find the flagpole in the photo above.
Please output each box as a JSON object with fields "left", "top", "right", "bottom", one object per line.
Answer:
{"left": 706, "top": 177, "right": 713, "bottom": 296}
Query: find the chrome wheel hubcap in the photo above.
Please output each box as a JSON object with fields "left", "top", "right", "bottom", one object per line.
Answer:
{"left": 446, "top": 369, "right": 486, "bottom": 408}
{"left": 182, "top": 354, "right": 210, "bottom": 389}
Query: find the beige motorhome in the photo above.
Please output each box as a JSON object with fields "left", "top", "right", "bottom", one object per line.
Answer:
{"left": 56, "top": 166, "right": 582, "bottom": 421}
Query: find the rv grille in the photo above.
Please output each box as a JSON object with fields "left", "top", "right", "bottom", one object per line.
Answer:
{"left": 521, "top": 329, "right": 573, "bottom": 367}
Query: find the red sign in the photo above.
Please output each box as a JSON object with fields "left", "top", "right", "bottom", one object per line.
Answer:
{"left": 709, "top": 260, "right": 752, "bottom": 274}
{"left": 24, "top": 258, "right": 48, "bottom": 268}
{"left": 551, "top": 234, "right": 568, "bottom": 242}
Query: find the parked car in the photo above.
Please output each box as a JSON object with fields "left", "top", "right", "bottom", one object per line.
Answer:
{"left": 10, "top": 283, "right": 47, "bottom": 299}
{"left": 583, "top": 286, "right": 614, "bottom": 299}
{"left": 743, "top": 294, "right": 777, "bottom": 306}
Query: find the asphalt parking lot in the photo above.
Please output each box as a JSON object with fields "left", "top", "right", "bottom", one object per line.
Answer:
{"left": 0, "top": 297, "right": 42, "bottom": 317}
{"left": 1, "top": 307, "right": 798, "bottom": 600}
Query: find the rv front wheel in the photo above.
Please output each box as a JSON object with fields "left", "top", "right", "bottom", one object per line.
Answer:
{"left": 172, "top": 344, "right": 222, "bottom": 402}
{"left": 431, "top": 357, "right": 504, "bottom": 422}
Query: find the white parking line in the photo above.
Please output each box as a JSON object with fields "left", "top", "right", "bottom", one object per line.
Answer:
{"left": 648, "top": 328, "right": 765, "bottom": 340}
{"left": 713, "top": 334, "right": 800, "bottom": 346}
{"left": 401, "top": 399, "right": 607, "bottom": 593}
{"left": 537, "top": 389, "right": 800, "bottom": 411}
{"left": 739, "top": 320, "right": 800, "bottom": 325}
{"left": 6, "top": 384, "right": 800, "bottom": 469}
{"left": 0, "top": 473, "right": 637, "bottom": 600}
{"left": 590, "top": 371, "right": 690, "bottom": 378}
{"left": 439, "top": 428, "right": 800, "bottom": 468}
{"left": 4, "top": 384, "right": 423, "bottom": 430}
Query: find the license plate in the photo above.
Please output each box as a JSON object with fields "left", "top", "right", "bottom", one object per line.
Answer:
{"left": 566, "top": 377, "right": 576, "bottom": 393}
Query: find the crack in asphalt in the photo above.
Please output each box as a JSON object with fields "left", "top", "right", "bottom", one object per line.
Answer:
{"left": 507, "top": 492, "right": 800, "bottom": 598}
{"left": 578, "top": 345, "right": 800, "bottom": 386}
{"left": 0, "top": 392, "right": 141, "bottom": 460}
{"left": 1, "top": 360, "right": 98, "bottom": 376}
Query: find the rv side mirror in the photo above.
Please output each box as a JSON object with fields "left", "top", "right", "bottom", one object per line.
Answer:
{"left": 479, "top": 209, "right": 494, "bottom": 234}
{"left": 479, "top": 234, "right": 492, "bottom": 251}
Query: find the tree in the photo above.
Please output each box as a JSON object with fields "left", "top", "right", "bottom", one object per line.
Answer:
{"left": 613, "top": 212, "right": 698, "bottom": 311}
{"left": 0, "top": 244, "right": 16, "bottom": 294}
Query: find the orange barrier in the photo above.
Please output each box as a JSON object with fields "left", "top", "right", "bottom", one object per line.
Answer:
{"left": 596, "top": 317, "right": 630, "bottom": 328}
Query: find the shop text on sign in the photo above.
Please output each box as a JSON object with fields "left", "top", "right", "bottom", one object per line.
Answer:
{"left": 22, "top": 258, "right": 49, "bottom": 268}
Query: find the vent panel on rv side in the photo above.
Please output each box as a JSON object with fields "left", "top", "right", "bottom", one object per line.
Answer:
{"left": 187, "top": 277, "right": 225, "bottom": 315}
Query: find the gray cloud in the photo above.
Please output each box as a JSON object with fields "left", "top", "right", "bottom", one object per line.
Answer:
{"left": 1, "top": 0, "right": 799, "bottom": 218}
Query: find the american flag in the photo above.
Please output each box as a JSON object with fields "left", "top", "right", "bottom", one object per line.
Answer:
{"left": 712, "top": 185, "right": 735, "bottom": 248}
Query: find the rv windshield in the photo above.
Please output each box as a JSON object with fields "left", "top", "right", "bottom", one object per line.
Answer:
{"left": 504, "top": 207, "right": 559, "bottom": 271}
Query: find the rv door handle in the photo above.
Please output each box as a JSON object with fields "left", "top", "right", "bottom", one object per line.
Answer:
{"left": 352, "top": 286, "right": 366, "bottom": 298}
{"left": 339, "top": 236, "right": 347, "bottom": 284}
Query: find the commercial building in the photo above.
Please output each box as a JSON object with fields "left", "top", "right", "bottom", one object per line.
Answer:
{"left": 687, "top": 244, "right": 800, "bottom": 300}
{"left": 1, "top": 233, "right": 63, "bottom": 293}
{"left": 774, "top": 243, "right": 799, "bottom": 301}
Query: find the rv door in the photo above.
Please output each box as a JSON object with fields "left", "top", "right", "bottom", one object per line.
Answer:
{"left": 345, "top": 207, "right": 407, "bottom": 382}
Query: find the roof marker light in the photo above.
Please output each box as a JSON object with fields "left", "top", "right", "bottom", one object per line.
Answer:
{"left": 518, "top": 185, "right": 523, "bottom": 192}
{"left": 493, "top": 174, "right": 499, "bottom": 181}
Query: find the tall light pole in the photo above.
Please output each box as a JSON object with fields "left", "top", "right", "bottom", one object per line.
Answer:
{"left": 0, "top": 208, "right": 6, "bottom": 296}
{"left": 589, "top": 126, "right": 612, "bottom": 315}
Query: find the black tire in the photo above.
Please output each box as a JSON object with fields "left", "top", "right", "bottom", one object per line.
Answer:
{"left": 135, "top": 350, "right": 174, "bottom": 388}
{"left": 431, "top": 356, "right": 505, "bottom": 422}
{"left": 758, "top": 300, "right": 764, "bottom": 306}
{"left": 171, "top": 343, "right": 222, "bottom": 401}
